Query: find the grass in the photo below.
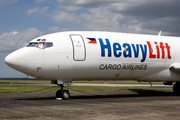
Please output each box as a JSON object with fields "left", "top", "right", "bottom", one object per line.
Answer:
{"left": 0, "top": 80, "right": 172, "bottom": 93}
{"left": 0, "top": 80, "right": 50, "bottom": 84}
{"left": 73, "top": 81, "right": 164, "bottom": 85}
{"left": 66, "top": 86, "right": 172, "bottom": 91}
{"left": 0, "top": 80, "right": 164, "bottom": 85}
{"left": 0, "top": 85, "right": 59, "bottom": 93}
{"left": 0, "top": 85, "right": 173, "bottom": 93}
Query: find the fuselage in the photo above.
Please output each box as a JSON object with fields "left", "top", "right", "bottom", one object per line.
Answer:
{"left": 5, "top": 31, "right": 180, "bottom": 82}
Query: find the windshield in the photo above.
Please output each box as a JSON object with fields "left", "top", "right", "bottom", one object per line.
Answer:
{"left": 27, "top": 41, "right": 53, "bottom": 49}
{"left": 26, "top": 42, "right": 38, "bottom": 47}
{"left": 46, "top": 42, "right": 53, "bottom": 48}
{"left": 37, "top": 42, "right": 46, "bottom": 49}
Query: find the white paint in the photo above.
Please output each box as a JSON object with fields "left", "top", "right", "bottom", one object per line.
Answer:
{"left": 4, "top": 31, "right": 180, "bottom": 82}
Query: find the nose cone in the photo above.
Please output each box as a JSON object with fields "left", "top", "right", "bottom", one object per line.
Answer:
{"left": 5, "top": 48, "right": 26, "bottom": 73}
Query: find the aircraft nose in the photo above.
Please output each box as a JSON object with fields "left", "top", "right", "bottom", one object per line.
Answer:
{"left": 5, "top": 48, "right": 26, "bottom": 72}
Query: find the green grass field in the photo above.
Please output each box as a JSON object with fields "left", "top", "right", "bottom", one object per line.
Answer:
{"left": 0, "top": 85, "right": 173, "bottom": 93}
{"left": 0, "top": 80, "right": 172, "bottom": 93}
{"left": 74, "top": 81, "right": 164, "bottom": 85}
{"left": 0, "top": 80, "right": 164, "bottom": 85}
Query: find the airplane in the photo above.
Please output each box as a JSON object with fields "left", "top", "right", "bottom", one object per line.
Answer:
{"left": 4, "top": 31, "right": 180, "bottom": 100}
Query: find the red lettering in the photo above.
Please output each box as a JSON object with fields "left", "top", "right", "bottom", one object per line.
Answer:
{"left": 165, "top": 43, "right": 171, "bottom": 59}
{"left": 147, "top": 41, "right": 156, "bottom": 58}
{"left": 155, "top": 42, "right": 160, "bottom": 59}
{"left": 160, "top": 42, "right": 165, "bottom": 59}
{"left": 147, "top": 41, "right": 171, "bottom": 60}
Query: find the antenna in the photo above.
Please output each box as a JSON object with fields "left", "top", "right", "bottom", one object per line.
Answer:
{"left": 158, "top": 31, "right": 162, "bottom": 36}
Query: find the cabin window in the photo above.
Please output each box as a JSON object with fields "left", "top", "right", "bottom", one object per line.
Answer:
{"left": 26, "top": 42, "right": 38, "bottom": 47}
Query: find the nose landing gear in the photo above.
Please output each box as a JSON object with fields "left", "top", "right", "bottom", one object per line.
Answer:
{"left": 52, "top": 80, "right": 72, "bottom": 100}
{"left": 56, "top": 85, "right": 70, "bottom": 100}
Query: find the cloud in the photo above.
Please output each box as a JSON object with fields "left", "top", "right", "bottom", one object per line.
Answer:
{"left": 27, "top": 6, "right": 49, "bottom": 15}
{"left": 52, "top": 11, "right": 80, "bottom": 24}
{"left": 35, "top": 0, "right": 46, "bottom": 3}
{"left": 75, "top": 0, "right": 119, "bottom": 7}
{"left": 0, "top": 0, "right": 18, "bottom": 6}
{"left": 0, "top": 28, "right": 42, "bottom": 52}
{"left": 63, "top": 6, "right": 80, "bottom": 12}
{"left": 78, "top": 6, "right": 120, "bottom": 31}
{"left": 57, "top": 0, "right": 124, "bottom": 7}
{"left": 48, "top": 26, "right": 68, "bottom": 32}
{"left": 54, "top": 0, "right": 148, "bottom": 33}
{"left": 107, "top": 0, "right": 180, "bottom": 36}
{"left": 48, "top": 26, "right": 60, "bottom": 32}
{"left": 55, "top": 0, "right": 180, "bottom": 36}
{"left": 119, "top": 1, "right": 180, "bottom": 19}
{"left": 53, "top": 1, "right": 120, "bottom": 31}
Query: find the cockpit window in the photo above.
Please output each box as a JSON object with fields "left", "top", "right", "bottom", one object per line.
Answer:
{"left": 36, "top": 42, "right": 46, "bottom": 49}
{"left": 34, "top": 42, "right": 53, "bottom": 49}
{"left": 46, "top": 42, "right": 53, "bottom": 48}
{"left": 26, "top": 42, "right": 38, "bottom": 47}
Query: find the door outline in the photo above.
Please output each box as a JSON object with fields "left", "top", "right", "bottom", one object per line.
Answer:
{"left": 70, "top": 34, "right": 86, "bottom": 61}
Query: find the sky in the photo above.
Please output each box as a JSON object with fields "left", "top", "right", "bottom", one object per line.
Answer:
{"left": 0, "top": 0, "right": 180, "bottom": 78}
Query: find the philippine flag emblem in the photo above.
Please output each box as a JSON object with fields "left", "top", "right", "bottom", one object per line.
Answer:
{"left": 87, "top": 38, "right": 97, "bottom": 44}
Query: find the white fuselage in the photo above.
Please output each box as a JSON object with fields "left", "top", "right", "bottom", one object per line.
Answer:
{"left": 5, "top": 31, "right": 180, "bottom": 82}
